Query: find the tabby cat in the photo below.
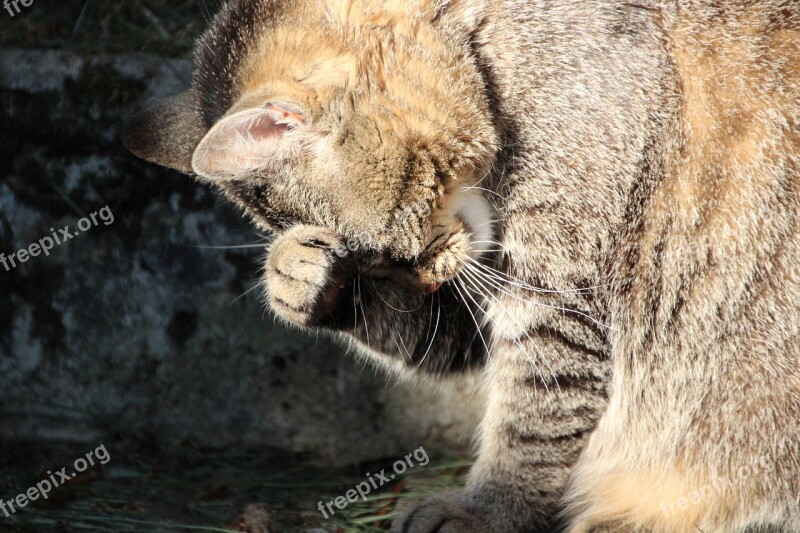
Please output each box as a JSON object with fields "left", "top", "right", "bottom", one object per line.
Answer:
{"left": 124, "top": 1, "right": 800, "bottom": 531}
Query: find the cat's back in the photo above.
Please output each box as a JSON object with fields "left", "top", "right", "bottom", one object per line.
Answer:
{"left": 665, "top": 1, "right": 800, "bottom": 188}
{"left": 487, "top": 0, "right": 799, "bottom": 219}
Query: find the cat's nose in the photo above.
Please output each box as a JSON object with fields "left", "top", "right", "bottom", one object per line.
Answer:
{"left": 425, "top": 282, "right": 443, "bottom": 294}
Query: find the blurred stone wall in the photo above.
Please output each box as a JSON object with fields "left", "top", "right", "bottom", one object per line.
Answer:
{"left": 0, "top": 49, "right": 483, "bottom": 464}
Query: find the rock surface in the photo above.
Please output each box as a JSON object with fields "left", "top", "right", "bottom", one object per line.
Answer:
{"left": 0, "top": 49, "right": 483, "bottom": 464}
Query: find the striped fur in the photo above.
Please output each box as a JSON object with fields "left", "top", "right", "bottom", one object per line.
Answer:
{"left": 123, "top": 1, "right": 800, "bottom": 531}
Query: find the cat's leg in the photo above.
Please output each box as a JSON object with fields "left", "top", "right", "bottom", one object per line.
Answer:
{"left": 264, "top": 225, "right": 358, "bottom": 329}
{"left": 397, "top": 299, "right": 612, "bottom": 532}
{"left": 266, "top": 224, "right": 613, "bottom": 531}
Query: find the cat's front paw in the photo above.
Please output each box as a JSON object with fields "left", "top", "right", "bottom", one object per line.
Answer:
{"left": 265, "top": 225, "right": 356, "bottom": 328}
{"left": 394, "top": 495, "right": 490, "bottom": 533}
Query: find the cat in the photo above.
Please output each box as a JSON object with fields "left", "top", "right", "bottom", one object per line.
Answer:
{"left": 123, "top": 0, "right": 800, "bottom": 531}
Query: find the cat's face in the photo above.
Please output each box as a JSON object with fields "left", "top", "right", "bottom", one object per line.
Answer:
{"left": 125, "top": 0, "right": 498, "bottom": 288}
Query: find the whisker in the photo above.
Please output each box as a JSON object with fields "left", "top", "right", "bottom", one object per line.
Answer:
{"left": 353, "top": 273, "right": 359, "bottom": 333}
{"left": 396, "top": 328, "right": 412, "bottom": 361}
{"left": 232, "top": 282, "right": 262, "bottom": 303}
{"left": 469, "top": 240, "right": 507, "bottom": 247}
{"left": 449, "top": 278, "right": 493, "bottom": 365}
{"left": 366, "top": 279, "right": 411, "bottom": 360}
{"left": 469, "top": 240, "right": 507, "bottom": 255}
{"left": 424, "top": 287, "right": 435, "bottom": 340}
{"left": 443, "top": 261, "right": 491, "bottom": 359}
{"left": 461, "top": 185, "right": 508, "bottom": 200}
{"left": 467, "top": 256, "right": 608, "bottom": 295}
{"left": 357, "top": 275, "right": 371, "bottom": 349}
{"left": 368, "top": 279, "right": 426, "bottom": 313}
{"left": 194, "top": 244, "right": 269, "bottom": 250}
{"left": 466, "top": 160, "right": 497, "bottom": 190}
{"left": 465, "top": 260, "right": 616, "bottom": 332}
{"left": 472, "top": 218, "right": 508, "bottom": 229}
{"left": 459, "top": 266, "right": 560, "bottom": 383}
{"left": 418, "top": 289, "right": 442, "bottom": 367}
{"left": 465, "top": 262, "right": 561, "bottom": 307}
{"left": 457, "top": 269, "right": 556, "bottom": 391}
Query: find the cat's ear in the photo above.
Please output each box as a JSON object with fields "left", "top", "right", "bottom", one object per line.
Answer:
{"left": 122, "top": 90, "right": 207, "bottom": 173}
{"left": 192, "top": 102, "right": 307, "bottom": 181}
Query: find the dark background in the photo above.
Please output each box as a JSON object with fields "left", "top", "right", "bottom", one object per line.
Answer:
{"left": 0, "top": 2, "right": 482, "bottom": 531}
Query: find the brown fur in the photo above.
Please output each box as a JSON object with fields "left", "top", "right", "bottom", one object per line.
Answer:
{"left": 124, "top": 1, "right": 800, "bottom": 531}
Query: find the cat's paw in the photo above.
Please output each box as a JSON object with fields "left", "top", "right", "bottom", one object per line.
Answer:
{"left": 265, "top": 225, "right": 356, "bottom": 328}
{"left": 394, "top": 495, "right": 490, "bottom": 533}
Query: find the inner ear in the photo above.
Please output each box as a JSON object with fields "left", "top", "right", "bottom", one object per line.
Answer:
{"left": 192, "top": 102, "right": 307, "bottom": 181}
{"left": 122, "top": 90, "right": 207, "bottom": 173}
